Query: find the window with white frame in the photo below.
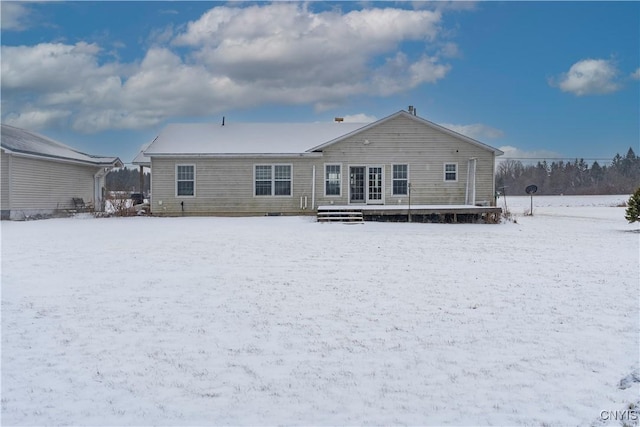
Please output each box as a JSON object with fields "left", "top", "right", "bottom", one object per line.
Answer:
{"left": 255, "top": 164, "right": 292, "bottom": 196}
{"left": 444, "top": 163, "right": 458, "bottom": 182}
{"left": 274, "top": 165, "right": 291, "bottom": 196}
{"left": 392, "top": 164, "right": 408, "bottom": 195}
{"left": 325, "top": 164, "right": 341, "bottom": 196}
{"left": 176, "top": 164, "right": 195, "bottom": 196}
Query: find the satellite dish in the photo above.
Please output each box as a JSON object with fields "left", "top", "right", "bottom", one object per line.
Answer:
{"left": 525, "top": 185, "right": 538, "bottom": 194}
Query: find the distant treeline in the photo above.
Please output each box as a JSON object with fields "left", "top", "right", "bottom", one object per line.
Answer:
{"left": 106, "top": 167, "right": 151, "bottom": 193}
{"left": 496, "top": 148, "right": 640, "bottom": 196}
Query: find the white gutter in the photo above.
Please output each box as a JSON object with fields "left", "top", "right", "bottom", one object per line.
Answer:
{"left": 311, "top": 165, "right": 316, "bottom": 210}
{"left": 1, "top": 148, "right": 122, "bottom": 168}
{"left": 144, "top": 152, "right": 324, "bottom": 159}
{"left": 93, "top": 167, "right": 112, "bottom": 212}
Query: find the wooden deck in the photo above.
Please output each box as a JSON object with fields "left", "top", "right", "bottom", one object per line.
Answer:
{"left": 317, "top": 204, "right": 502, "bottom": 223}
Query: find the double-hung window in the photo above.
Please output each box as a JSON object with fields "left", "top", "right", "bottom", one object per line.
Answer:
{"left": 325, "top": 164, "right": 341, "bottom": 196}
{"left": 392, "top": 164, "right": 408, "bottom": 195}
{"left": 176, "top": 164, "right": 195, "bottom": 196}
{"left": 255, "top": 164, "right": 292, "bottom": 196}
{"left": 444, "top": 163, "right": 458, "bottom": 182}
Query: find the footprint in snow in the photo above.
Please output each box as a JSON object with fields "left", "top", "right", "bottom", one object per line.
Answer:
{"left": 618, "top": 369, "right": 640, "bottom": 390}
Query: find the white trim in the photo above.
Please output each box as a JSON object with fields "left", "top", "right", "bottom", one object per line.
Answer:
{"left": 444, "top": 162, "right": 458, "bottom": 182}
{"left": 347, "top": 164, "right": 385, "bottom": 205}
{"left": 311, "top": 165, "right": 316, "bottom": 209}
{"left": 391, "top": 163, "right": 409, "bottom": 196}
{"left": 0, "top": 148, "right": 122, "bottom": 168}
{"left": 175, "top": 163, "right": 196, "bottom": 197}
{"left": 367, "top": 165, "right": 385, "bottom": 205}
{"left": 324, "top": 163, "right": 342, "bottom": 197}
{"left": 253, "top": 163, "right": 293, "bottom": 197}
{"left": 146, "top": 152, "right": 323, "bottom": 159}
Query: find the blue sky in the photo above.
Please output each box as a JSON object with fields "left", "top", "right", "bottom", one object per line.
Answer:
{"left": 1, "top": 1, "right": 638, "bottom": 166}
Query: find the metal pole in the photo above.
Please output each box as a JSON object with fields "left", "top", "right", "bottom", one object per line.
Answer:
{"left": 530, "top": 193, "right": 533, "bottom": 216}
{"left": 408, "top": 182, "right": 412, "bottom": 223}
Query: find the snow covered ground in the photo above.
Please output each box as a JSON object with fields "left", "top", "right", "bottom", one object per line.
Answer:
{"left": 2, "top": 195, "right": 638, "bottom": 426}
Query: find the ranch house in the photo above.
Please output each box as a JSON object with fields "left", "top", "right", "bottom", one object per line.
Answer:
{"left": 135, "top": 110, "right": 504, "bottom": 221}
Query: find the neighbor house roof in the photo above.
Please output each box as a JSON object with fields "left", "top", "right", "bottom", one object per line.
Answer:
{"left": 1, "top": 124, "right": 123, "bottom": 167}
{"left": 132, "top": 141, "right": 152, "bottom": 166}
{"left": 143, "top": 122, "right": 369, "bottom": 157}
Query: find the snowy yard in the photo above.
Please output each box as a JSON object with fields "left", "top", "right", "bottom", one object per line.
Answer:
{"left": 2, "top": 195, "right": 638, "bottom": 426}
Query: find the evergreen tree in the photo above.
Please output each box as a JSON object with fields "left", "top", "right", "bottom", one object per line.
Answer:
{"left": 625, "top": 187, "right": 640, "bottom": 223}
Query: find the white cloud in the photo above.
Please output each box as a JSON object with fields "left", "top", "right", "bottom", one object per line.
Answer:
{"left": 440, "top": 123, "right": 504, "bottom": 140}
{"left": 372, "top": 53, "right": 450, "bottom": 96}
{"left": 1, "top": 2, "right": 32, "bottom": 31}
{"left": 412, "top": 1, "right": 477, "bottom": 12}
{"left": 631, "top": 68, "right": 640, "bottom": 80}
{"left": 498, "top": 145, "right": 564, "bottom": 164}
{"left": 342, "top": 113, "right": 377, "bottom": 123}
{"left": 438, "top": 42, "right": 460, "bottom": 58}
{"left": 4, "top": 109, "right": 72, "bottom": 130}
{"left": 551, "top": 58, "right": 621, "bottom": 96}
{"left": 1, "top": 3, "right": 457, "bottom": 133}
{"left": 1, "top": 42, "right": 114, "bottom": 92}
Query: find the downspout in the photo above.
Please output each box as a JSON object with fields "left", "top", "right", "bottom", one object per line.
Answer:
{"left": 93, "top": 167, "right": 109, "bottom": 212}
{"left": 311, "top": 165, "right": 316, "bottom": 210}
{"left": 466, "top": 158, "right": 477, "bottom": 205}
{"left": 465, "top": 160, "right": 470, "bottom": 205}
{"left": 139, "top": 165, "right": 144, "bottom": 194}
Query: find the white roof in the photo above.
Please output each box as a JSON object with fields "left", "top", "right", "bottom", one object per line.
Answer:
{"left": 144, "top": 122, "right": 369, "bottom": 156}
{"left": 132, "top": 142, "right": 152, "bottom": 166}
{"left": 1, "top": 124, "right": 122, "bottom": 166}
{"left": 142, "top": 111, "right": 503, "bottom": 159}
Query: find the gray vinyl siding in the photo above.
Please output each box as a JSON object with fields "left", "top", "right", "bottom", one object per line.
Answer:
{"left": 7, "top": 155, "right": 97, "bottom": 212}
{"left": 1, "top": 150, "right": 10, "bottom": 213}
{"left": 150, "top": 157, "right": 316, "bottom": 216}
{"left": 315, "top": 115, "right": 496, "bottom": 206}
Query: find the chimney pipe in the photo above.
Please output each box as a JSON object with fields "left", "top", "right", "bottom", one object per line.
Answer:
{"left": 222, "top": 116, "right": 225, "bottom": 126}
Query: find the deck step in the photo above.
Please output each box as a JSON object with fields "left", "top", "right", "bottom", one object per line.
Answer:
{"left": 317, "top": 208, "right": 364, "bottom": 223}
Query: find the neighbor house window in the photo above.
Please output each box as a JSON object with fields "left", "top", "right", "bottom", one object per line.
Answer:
{"left": 176, "top": 164, "right": 195, "bottom": 196}
{"left": 255, "top": 164, "right": 292, "bottom": 196}
{"left": 392, "top": 164, "right": 408, "bottom": 195}
{"left": 444, "top": 163, "right": 458, "bottom": 182}
{"left": 325, "top": 164, "right": 341, "bottom": 196}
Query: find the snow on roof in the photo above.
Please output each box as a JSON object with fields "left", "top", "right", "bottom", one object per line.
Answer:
{"left": 1, "top": 124, "right": 122, "bottom": 166}
{"left": 143, "top": 122, "right": 369, "bottom": 156}
{"left": 144, "top": 112, "right": 503, "bottom": 158}
{"left": 132, "top": 141, "right": 152, "bottom": 166}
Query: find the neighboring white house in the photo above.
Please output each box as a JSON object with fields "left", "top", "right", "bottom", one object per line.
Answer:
{"left": 137, "top": 110, "right": 504, "bottom": 217}
{"left": 1, "top": 124, "right": 123, "bottom": 220}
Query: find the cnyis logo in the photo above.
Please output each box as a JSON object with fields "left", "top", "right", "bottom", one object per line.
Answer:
{"left": 600, "top": 410, "right": 639, "bottom": 422}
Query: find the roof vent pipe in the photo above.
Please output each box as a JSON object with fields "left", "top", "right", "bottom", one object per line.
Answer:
{"left": 222, "top": 116, "right": 225, "bottom": 126}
